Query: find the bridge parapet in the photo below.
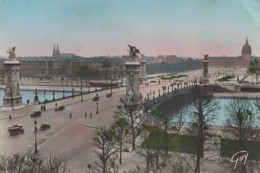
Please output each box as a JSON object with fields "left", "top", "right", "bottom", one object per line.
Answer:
{"left": 144, "top": 86, "right": 196, "bottom": 110}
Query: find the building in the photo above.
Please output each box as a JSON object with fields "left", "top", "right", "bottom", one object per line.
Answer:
{"left": 0, "top": 45, "right": 126, "bottom": 80}
{"left": 208, "top": 39, "right": 252, "bottom": 67}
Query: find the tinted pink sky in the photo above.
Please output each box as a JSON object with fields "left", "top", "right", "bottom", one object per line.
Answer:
{"left": 0, "top": 0, "right": 260, "bottom": 58}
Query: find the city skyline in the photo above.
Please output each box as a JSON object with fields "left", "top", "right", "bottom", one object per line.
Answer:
{"left": 0, "top": 0, "right": 260, "bottom": 58}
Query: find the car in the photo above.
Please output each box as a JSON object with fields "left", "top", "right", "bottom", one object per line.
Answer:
{"left": 106, "top": 93, "right": 112, "bottom": 97}
{"left": 55, "top": 106, "right": 65, "bottom": 111}
{"left": 40, "top": 123, "right": 51, "bottom": 131}
{"left": 31, "top": 111, "right": 41, "bottom": 118}
{"left": 92, "top": 96, "right": 99, "bottom": 101}
{"left": 8, "top": 124, "right": 24, "bottom": 136}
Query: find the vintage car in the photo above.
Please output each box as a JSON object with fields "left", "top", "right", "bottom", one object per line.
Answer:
{"left": 40, "top": 123, "right": 51, "bottom": 131}
{"left": 54, "top": 106, "right": 65, "bottom": 111}
{"left": 106, "top": 93, "right": 112, "bottom": 97}
{"left": 8, "top": 124, "right": 24, "bottom": 136}
{"left": 31, "top": 111, "right": 41, "bottom": 118}
{"left": 92, "top": 94, "right": 99, "bottom": 101}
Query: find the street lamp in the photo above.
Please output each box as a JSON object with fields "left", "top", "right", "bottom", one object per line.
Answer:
{"left": 96, "top": 102, "right": 99, "bottom": 114}
{"left": 80, "top": 86, "right": 83, "bottom": 101}
{"left": 33, "top": 89, "right": 39, "bottom": 102}
{"left": 43, "top": 90, "right": 46, "bottom": 106}
{"left": 34, "top": 119, "right": 38, "bottom": 153}
{"left": 52, "top": 91, "right": 55, "bottom": 101}
{"left": 110, "top": 79, "right": 113, "bottom": 95}
{"left": 150, "top": 82, "right": 151, "bottom": 95}
{"left": 63, "top": 89, "right": 65, "bottom": 99}
{"left": 72, "top": 88, "right": 74, "bottom": 99}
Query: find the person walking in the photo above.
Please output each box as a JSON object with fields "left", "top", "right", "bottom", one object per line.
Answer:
{"left": 9, "top": 115, "right": 12, "bottom": 120}
{"left": 69, "top": 112, "right": 72, "bottom": 119}
{"left": 90, "top": 113, "right": 92, "bottom": 118}
{"left": 55, "top": 103, "right": 57, "bottom": 108}
{"left": 85, "top": 112, "right": 87, "bottom": 118}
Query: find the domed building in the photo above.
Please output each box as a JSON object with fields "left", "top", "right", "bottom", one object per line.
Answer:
{"left": 241, "top": 39, "right": 252, "bottom": 60}
{"left": 208, "top": 39, "right": 252, "bottom": 67}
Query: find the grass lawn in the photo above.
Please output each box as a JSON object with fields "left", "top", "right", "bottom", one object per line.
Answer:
{"left": 217, "top": 75, "right": 235, "bottom": 82}
{"left": 220, "top": 138, "right": 260, "bottom": 160}
{"left": 143, "top": 131, "right": 197, "bottom": 154}
{"left": 161, "top": 74, "right": 188, "bottom": 80}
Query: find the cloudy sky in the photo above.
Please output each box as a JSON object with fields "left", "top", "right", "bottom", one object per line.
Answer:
{"left": 0, "top": 0, "right": 260, "bottom": 58}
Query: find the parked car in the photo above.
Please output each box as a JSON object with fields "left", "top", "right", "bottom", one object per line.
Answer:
{"left": 55, "top": 106, "right": 65, "bottom": 111}
{"left": 31, "top": 111, "right": 41, "bottom": 118}
{"left": 93, "top": 94, "right": 99, "bottom": 101}
{"left": 106, "top": 93, "right": 112, "bottom": 97}
{"left": 40, "top": 123, "right": 51, "bottom": 131}
{"left": 8, "top": 124, "right": 24, "bottom": 136}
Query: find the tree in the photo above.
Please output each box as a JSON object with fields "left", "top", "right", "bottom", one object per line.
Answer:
{"left": 76, "top": 65, "right": 94, "bottom": 85}
{"left": 93, "top": 127, "right": 119, "bottom": 173}
{"left": 111, "top": 117, "right": 129, "bottom": 165}
{"left": 225, "top": 98, "right": 256, "bottom": 141}
{"left": 151, "top": 109, "right": 184, "bottom": 155}
{"left": 248, "top": 59, "right": 260, "bottom": 84}
{"left": 0, "top": 152, "right": 70, "bottom": 173}
{"left": 189, "top": 86, "right": 219, "bottom": 173}
{"left": 121, "top": 92, "right": 145, "bottom": 151}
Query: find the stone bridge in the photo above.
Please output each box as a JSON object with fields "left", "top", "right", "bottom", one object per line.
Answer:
{"left": 144, "top": 86, "right": 197, "bottom": 111}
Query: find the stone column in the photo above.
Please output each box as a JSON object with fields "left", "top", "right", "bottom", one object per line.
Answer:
{"left": 202, "top": 54, "right": 209, "bottom": 84}
{"left": 139, "top": 60, "right": 146, "bottom": 79}
{"left": 125, "top": 62, "right": 141, "bottom": 101}
{"left": 3, "top": 48, "right": 22, "bottom": 107}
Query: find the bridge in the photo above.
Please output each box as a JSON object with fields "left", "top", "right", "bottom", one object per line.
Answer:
{"left": 144, "top": 85, "right": 197, "bottom": 110}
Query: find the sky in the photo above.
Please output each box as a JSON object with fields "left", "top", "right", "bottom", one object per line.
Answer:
{"left": 0, "top": 0, "right": 260, "bottom": 58}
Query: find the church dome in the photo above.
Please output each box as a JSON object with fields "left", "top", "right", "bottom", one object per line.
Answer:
{"left": 242, "top": 39, "right": 252, "bottom": 55}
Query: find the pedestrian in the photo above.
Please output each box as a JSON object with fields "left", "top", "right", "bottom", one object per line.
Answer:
{"left": 69, "top": 112, "right": 72, "bottom": 119}
{"left": 85, "top": 112, "right": 87, "bottom": 118}
{"left": 9, "top": 115, "right": 12, "bottom": 120}
{"left": 55, "top": 103, "right": 57, "bottom": 108}
{"left": 90, "top": 113, "right": 92, "bottom": 118}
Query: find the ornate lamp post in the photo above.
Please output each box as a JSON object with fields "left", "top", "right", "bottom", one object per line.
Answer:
{"left": 52, "top": 91, "right": 55, "bottom": 101}
{"left": 96, "top": 102, "right": 99, "bottom": 114}
{"left": 63, "top": 89, "right": 65, "bottom": 99}
{"left": 80, "top": 86, "right": 83, "bottom": 101}
{"left": 34, "top": 119, "right": 38, "bottom": 153}
{"left": 33, "top": 89, "right": 39, "bottom": 102}
{"left": 110, "top": 79, "right": 113, "bottom": 95}
{"left": 72, "top": 88, "right": 74, "bottom": 99}
{"left": 43, "top": 90, "right": 46, "bottom": 105}
{"left": 150, "top": 82, "right": 151, "bottom": 95}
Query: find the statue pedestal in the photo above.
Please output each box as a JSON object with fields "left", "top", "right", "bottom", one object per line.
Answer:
{"left": 125, "top": 62, "right": 140, "bottom": 101}
{"left": 3, "top": 59, "right": 22, "bottom": 107}
{"left": 202, "top": 60, "right": 209, "bottom": 84}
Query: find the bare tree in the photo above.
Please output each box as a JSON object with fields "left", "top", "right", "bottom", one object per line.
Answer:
{"left": 121, "top": 93, "right": 145, "bottom": 151}
{"left": 188, "top": 86, "right": 219, "bottom": 173}
{"left": 0, "top": 152, "right": 70, "bottom": 173}
{"left": 225, "top": 98, "right": 257, "bottom": 141}
{"left": 93, "top": 127, "right": 119, "bottom": 173}
{"left": 111, "top": 117, "right": 129, "bottom": 165}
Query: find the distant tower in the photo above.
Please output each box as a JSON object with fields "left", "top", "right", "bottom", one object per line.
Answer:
{"left": 56, "top": 44, "right": 60, "bottom": 56}
{"left": 52, "top": 44, "right": 56, "bottom": 57}
{"left": 202, "top": 54, "right": 209, "bottom": 84}
{"left": 241, "top": 39, "right": 252, "bottom": 65}
{"left": 3, "top": 47, "right": 22, "bottom": 107}
{"left": 52, "top": 44, "right": 60, "bottom": 57}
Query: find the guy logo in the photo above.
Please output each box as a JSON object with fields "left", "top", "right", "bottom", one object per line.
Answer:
{"left": 231, "top": 151, "right": 248, "bottom": 169}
